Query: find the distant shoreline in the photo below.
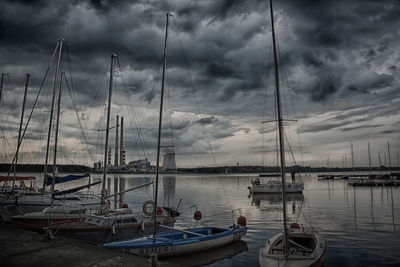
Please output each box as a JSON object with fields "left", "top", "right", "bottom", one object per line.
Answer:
{"left": 1, "top": 163, "right": 398, "bottom": 174}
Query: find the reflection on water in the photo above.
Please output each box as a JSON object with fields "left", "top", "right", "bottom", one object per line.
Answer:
{"left": 167, "top": 240, "right": 248, "bottom": 266}
{"left": 250, "top": 192, "right": 304, "bottom": 207}
{"left": 19, "top": 172, "right": 400, "bottom": 266}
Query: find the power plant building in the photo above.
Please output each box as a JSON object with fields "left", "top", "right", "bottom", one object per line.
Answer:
{"left": 162, "top": 149, "right": 177, "bottom": 171}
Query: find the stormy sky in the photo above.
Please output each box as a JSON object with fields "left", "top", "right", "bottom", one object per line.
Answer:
{"left": 0, "top": 0, "right": 399, "bottom": 168}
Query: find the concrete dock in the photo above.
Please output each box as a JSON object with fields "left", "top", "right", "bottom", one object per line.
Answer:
{"left": 0, "top": 222, "right": 177, "bottom": 267}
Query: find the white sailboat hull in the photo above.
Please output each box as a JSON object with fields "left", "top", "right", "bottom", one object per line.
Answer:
{"left": 0, "top": 193, "right": 103, "bottom": 221}
{"left": 259, "top": 229, "right": 326, "bottom": 267}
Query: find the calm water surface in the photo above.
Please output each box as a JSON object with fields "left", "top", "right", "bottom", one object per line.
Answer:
{"left": 29, "top": 172, "right": 400, "bottom": 266}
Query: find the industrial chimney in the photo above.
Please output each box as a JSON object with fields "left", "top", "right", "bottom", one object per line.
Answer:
{"left": 114, "top": 115, "right": 119, "bottom": 167}
{"left": 120, "top": 116, "right": 126, "bottom": 166}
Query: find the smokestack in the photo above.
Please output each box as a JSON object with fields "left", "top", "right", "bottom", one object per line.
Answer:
{"left": 114, "top": 115, "right": 119, "bottom": 167}
{"left": 120, "top": 116, "right": 125, "bottom": 165}
{"left": 107, "top": 147, "right": 111, "bottom": 167}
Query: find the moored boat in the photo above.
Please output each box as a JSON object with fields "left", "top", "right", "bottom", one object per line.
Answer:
{"left": 259, "top": 225, "right": 326, "bottom": 267}
{"left": 44, "top": 205, "right": 177, "bottom": 244}
{"left": 101, "top": 13, "right": 247, "bottom": 258}
{"left": 258, "top": 1, "right": 326, "bottom": 265}
{"left": 101, "top": 226, "right": 247, "bottom": 257}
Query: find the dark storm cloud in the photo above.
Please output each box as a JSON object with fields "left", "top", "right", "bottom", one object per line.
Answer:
{"left": 341, "top": 124, "right": 383, "bottom": 132}
{"left": 298, "top": 121, "right": 350, "bottom": 133}
{"left": 196, "top": 116, "right": 218, "bottom": 125}
{"left": 1, "top": 0, "right": 399, "bottom": 166}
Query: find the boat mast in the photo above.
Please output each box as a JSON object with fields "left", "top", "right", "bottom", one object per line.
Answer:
{"left": 269, "top": 0, "right": 288, "bottom": 256}
{"left": 387, "top": 141, "right": 391, "bottom": 177}
{"left": 50, "top": 72, "right": 64, "bottom": 206}
{"left": 153, "top": 12, "right": 171, "bottom": 237}
{"left": 43, "top": 39, "right": 63, "bottom": 193}
{"left": 0, "top": 73, "right": 5, "bottom": 104}
{"left": 101, "top": 53, "right": 116, "bottom": 213}
{"left": 11, "top": 73, "right": 30, "bottom": 191}
{"left": 368, "top": 142, "right": 371, "bottom": 178}
{"left": 351, "top": 143, "right": 355, "bottom": 175}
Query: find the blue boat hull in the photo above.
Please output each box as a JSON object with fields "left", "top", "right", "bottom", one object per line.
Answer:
{"left": 101, "top": 226, "right": 247, "bottom": 257}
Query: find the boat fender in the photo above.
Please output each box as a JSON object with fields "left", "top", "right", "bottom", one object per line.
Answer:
{"left": 194, "top": 210, "right": 202, "bottom": 221}
{"left": 157, "top": 207, "right": 163, "bottom": 215}
{"left": 141, "top": 221, "right": 145, "bottom": 232}
{"left": 107, "top": 199, "right": 111, "bottom": 206}
{"left": 237, "top": 216, "right": 247, "bottom": 226}
{"left": 122, "top": 203, "right": 129, "bottom": 209}
{"left": 290, "top": 223, "right": 301, "bottom": 229}
{"left": 112, "top": 224, "right": 116, "bottom": 235}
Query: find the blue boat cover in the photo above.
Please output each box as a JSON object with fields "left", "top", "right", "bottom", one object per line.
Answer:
{"left": 46, "top": 173, "right": 90, "bottom": 186}
{"left": 101, "top": 226, "right": 247, "bottom": 248}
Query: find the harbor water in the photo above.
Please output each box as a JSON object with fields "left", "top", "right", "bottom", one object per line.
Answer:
{"left": 13, "top": 172, "right": 400, "bottom": 266}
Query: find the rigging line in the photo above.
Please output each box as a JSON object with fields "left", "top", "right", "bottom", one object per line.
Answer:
{"left": 165, "top": 66, "right": 174, "bottom": 147}
{"left": 64, "top": 73, "right": 95, "bottom": 162}
{"left": 133, "top": 59, "right": 164, "bottom": 160}
{"left": 86, "top": 58, "right": 110, "bottom": 128}
{"left": 65, "top": 43, "right": 95, "bottom": 162}
{"left": 115, "top": 58, "right": 151, "bottom": 160}
{"left": 261, "top": 41, "right": 273, "bottom": 167}
{"left": 176, "top": 33, "right": 217, "bottom": 167}
{"left": 2, "top": 43, "right": 59, "bottom": 188}
{"left": 275, "top": 35, "right": 305, "bottom": 166}
{"left": 116, "top": 60, "right": 150, "bottom": 159}
{"left": 283, "top": 128, "right": 303, "bottom": 181}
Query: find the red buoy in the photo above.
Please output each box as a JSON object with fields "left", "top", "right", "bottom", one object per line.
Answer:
{"left": 237, "top": 216, "right": 247, "bottom": 226}
{"left": 194, "top": 210, "right": 202, "bottom": 221}
{"left": 121, "top": 203, "right": 129, "bottom": 209}
{"left": 157, "top": 207, "right": 163, "bottom": 215}
{"left": 290, "top": 223, "right": 301, "bottom": 229}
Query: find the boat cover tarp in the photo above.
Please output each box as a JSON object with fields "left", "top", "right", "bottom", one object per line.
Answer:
{"left": 46, "top": 173, "right": 90, "bottom": 186}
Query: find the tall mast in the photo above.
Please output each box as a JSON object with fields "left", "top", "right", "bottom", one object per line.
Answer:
{"left": 101, "top": 53, "right": 116, "bottom": 212}
{"left": 269, "top": 0, "right": 288, "bottom": 256}
{"left": 153, "top": 13, "right": 171, "bottom": 236}
{"left": 351, "top": 143, "right": 355, "bottom": 175}
{"left": 43, "top": 39, "right": 63, "bottom": 193}
{"left": 0, "top": 73, "right": 5, "bottom": 104}
{"left": 378, "top": 152, "right": 382, "bottom": 168}
{"left": 368, "top": 142, "right": 371, "bottom": 178}
{"left": 387, "top": 141, "right": 391, "bottom": 177}
{"left": 11, "top": 74, "right": 30, "bottom": 191}
{"left": 0, "top": 73, "right": 5, "bottom": 163}
{"left": 50, "top": 72, "right": 64, "bottom": 206}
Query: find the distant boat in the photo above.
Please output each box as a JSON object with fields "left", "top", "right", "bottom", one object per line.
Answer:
{"left": 101, "top": 13, "right": 247, "bottom": 257}
{"left": 258, "top": 1, "right": 325, "bottom": 266}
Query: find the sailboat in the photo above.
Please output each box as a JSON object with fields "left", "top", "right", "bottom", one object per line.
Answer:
{"left": 0, "top": 40, "right": 102, "bottom": 222}
{"left": 258, "top": 1, "right": 326, "bottom": 266}
{"left": 41, "top": 54, "right": 177, "bottom": 242}
{"left": 101, "top": 13, "right": 247, "bottom": 257}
